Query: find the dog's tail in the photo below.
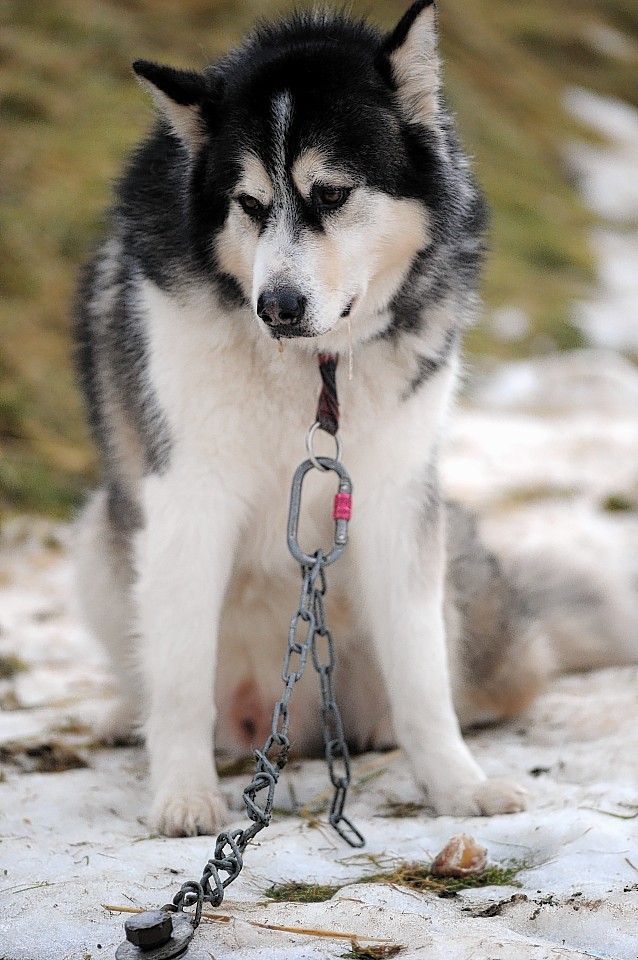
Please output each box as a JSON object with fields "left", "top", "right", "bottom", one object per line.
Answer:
{"left": 446, "top": 503, "right": 638, "bottom": 728}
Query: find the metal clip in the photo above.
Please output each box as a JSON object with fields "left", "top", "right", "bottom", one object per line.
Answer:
{"left": 306, "top": 420, "right": 342, "bottom": 470}
{"left": 287, "top": 457, "right": 353, "bottom": 567}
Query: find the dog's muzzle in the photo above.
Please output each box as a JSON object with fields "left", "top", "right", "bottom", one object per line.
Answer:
{"left": 257, "top": 287, "right": 308, "bottom": 338}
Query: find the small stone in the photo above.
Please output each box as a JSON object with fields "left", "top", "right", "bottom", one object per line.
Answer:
{"left": 430, "top": 834, "right": 488, "bottom": 877}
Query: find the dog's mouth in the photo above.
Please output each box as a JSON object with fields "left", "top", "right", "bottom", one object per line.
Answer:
{"left": 266, "top": 297, "right": 358, "bottom": 340}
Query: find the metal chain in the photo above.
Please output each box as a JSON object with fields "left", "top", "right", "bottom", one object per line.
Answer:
{"left": 310, "top": 558, "right": 365, "bottom": 847}
{"left": 167, "top": 455, "right": 364, "bottom": 933}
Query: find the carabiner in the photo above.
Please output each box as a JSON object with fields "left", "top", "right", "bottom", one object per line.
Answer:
{"left": 287, "top": 457, "right": 353, "bottom": 567}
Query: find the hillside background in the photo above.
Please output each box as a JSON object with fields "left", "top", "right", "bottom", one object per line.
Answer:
{"left": 1, "top": 0, "right": 637, "bottom": 514}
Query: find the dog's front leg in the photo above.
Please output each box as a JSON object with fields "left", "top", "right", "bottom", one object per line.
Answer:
{"left": 134, "top": 469, "right": 242, "bottom": 836}
{"left": 352, "top": 487, "right": 526, "bottom": 817}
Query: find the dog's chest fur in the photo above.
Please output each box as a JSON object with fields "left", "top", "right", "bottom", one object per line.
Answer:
{"left": 141, "top": 277, "right": 457, "bottom": 564}
{"left": 138, "top": 277, "right": 458, "bottom": 754}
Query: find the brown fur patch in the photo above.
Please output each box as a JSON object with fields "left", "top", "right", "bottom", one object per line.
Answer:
{"left": 364, "top": 198, "right": 431, "bottom": 305}
{"left": 291, "top": 148, "right": 353, "bottom": 197}
{"left": 234, "top": 153, "right": 273, "bottom": 206}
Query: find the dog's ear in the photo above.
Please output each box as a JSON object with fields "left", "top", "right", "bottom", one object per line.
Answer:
{"left": 133, "top": 60, "right": 215, "bottom": 153}
{"left": 377, "top": 0, "right": 440, "bottom": 126}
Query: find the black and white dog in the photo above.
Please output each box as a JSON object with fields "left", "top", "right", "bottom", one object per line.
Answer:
{"left": 73, "top": 1, "right": 635, "bottom": 836}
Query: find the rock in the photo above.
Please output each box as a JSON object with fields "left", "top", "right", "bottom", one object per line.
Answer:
{"left": 430, "top": 834, "right": 488, "bottom": 877}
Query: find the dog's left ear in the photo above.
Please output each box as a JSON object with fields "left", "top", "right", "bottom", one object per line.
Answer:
{"left": 133, "top": 60, "right": 217, "bottom": 153}
{"left": 377, "top": 0, "right": 440, "bottom": 126}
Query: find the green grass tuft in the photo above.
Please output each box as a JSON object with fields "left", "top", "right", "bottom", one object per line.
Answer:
{"left": 0, "top": 654, "right": 28, "bottom": 680}
{"left": 264, "top": 881, "right": 342, "bottom": 903}
{"left": 601, "top": 493, "right": 637, "bottom": 513}
{"left": 264, "top": 857, "right": 524, "bottom": 907}
{"left": 360, "top": 860, "right": 523, "bottom": 894}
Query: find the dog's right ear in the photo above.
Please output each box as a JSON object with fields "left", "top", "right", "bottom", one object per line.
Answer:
{"left": 133, "top": 60, "right": 216, "bottom": 153}
{"left": 377, "top": 0, "right": 440, "bottom": 127}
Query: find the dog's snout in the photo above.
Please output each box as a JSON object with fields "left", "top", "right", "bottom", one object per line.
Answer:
{"left": 257, "top": 288, "right": 306, "bottom": 327}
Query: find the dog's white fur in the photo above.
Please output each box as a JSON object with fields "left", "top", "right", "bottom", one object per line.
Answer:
{"left": 76, "top": 269, "right": 526, "bottom": 836}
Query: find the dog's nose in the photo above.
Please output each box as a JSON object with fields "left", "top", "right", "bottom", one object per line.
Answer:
{"left": 257, "top": 288, "right": 306, "bottom": 327}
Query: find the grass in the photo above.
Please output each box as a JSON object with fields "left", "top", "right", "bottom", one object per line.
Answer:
{"left": 217, "top": 755, "right": 257, "bottom": 778}
{"left": 264, "top": 880, "right": 343, "bottom": 903}
{"left": 0, "top": 654, "right": 28, "bottom": 680}
{"left": 378, "top": 800, "right": 427, "bottom": 818}
{"left": 358, "top": 860, "right": 523, "bottom": 895}
{"left": 342, "top": 944, "right": 403, "bottom": 959}
{"left": 0, "top": 738, "right": 89, "bottom": 773}
{"left": 264, "top": 858, "right": 524, "bottom": 906}
{"left": 601, "top": 493, "right": 637, "bottom": 512}
{"left": 1, "top": 0, "right": 637, "bottom": 512}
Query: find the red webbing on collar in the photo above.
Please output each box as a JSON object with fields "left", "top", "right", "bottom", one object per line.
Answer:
{"left": 316, "top": 353, "right": 339, "bottom": 436}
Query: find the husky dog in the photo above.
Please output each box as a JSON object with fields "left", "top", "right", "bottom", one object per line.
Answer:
{"left": 73, "top": 1, "right": 636, "bottom": 837}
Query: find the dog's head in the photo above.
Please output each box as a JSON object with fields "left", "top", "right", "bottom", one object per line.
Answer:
{"left": 134, "top": 2, "right": 451, "bottom": 346}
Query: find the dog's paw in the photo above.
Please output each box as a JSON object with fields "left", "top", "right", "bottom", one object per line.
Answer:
{"left": 432, "top": 778, "right": 527, "bottom": 817}
{"left": 150, "top": 787, "right": 230, "bottom": 837}
{"left": 95, "top": 701, "right": 141, "bottom": 747}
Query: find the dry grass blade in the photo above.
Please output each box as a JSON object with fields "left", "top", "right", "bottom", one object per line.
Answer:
{"left": 250, "top": 921, "right": 393, "bottom": 942}
{"left": 583, "top": 806, "right": 638, "bottom": 820}
{"left": 102, "top": 905, "right": 231, "bottom": 923}
{"left": 101, "top": 905, "right": 394, "bottom": 943}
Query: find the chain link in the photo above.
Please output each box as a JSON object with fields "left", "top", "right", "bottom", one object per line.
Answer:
{"left": 167, "top": 458, "right": 364, "bottom": 933}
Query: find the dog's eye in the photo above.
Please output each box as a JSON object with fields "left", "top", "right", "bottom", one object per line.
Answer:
{"left": 313, "top": 186, "right": 350, "bottom": 212}
{"left": 237, "top": 194, "right": 265, "bottom": 219}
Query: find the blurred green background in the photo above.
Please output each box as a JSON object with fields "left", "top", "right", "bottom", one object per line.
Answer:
{"left": 1, "top": 0, "right": 637, "bottom": 515}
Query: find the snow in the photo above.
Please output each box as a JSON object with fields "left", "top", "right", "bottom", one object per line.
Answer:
{"left": 564, "top": 88, "right": 638, "bottom": 353}
{"left": 574, "top": 230, "right": 638, "bottom": 352}
{"left": 564, "top": 89, "right": 638, "bottom": 221}
{"left": 2, "top": 86, "right": 638, "bottom": 960}
{"left": 583, "top": 24, "right": 636, "bottom": 62}
{"left": 2, "top": 347, "right": 637, "bottom": 960}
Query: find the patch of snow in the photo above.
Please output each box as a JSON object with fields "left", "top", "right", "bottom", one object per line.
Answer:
{"left": 565, "top": 88, "right": 638, "bottom": 155}
{"left": 583, "top": 23, "right": 637, "bottom": 61}
{"left": 574, "top": 230, "right": 638, "bottom": 351}
{"left": 490, "top": 306, "right": 530, "bottom": 342}
{"left": 469, "top": 348, "right": 638, "bottom": 413}
{"left": 565, "top": 133, "right": 638, "bottom": 220}
{"left": 563, "top": 87, "right": 638, "bottom": 355}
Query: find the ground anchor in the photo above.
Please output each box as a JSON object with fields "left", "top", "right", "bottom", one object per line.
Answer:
{"left": 115, "top": 909, "right": 195, "bottom": 960}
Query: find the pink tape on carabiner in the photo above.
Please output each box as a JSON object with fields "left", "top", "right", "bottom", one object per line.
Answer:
{"left": 333, "top": 492, "right": 352, "bottom": 521}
